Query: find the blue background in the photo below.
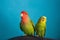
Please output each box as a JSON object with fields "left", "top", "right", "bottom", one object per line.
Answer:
{"left": 0, "top": 0, "right": 60, "bottom": 40}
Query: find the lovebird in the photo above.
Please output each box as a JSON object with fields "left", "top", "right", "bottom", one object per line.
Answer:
{"left": 35, "top": 16, "right": 47, "bottom": 38}
{"left": 20, "top": 11, "right": 34, "bottom": 36}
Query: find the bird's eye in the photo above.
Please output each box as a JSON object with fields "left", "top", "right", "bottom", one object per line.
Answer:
{"left": 25, "top": 13, "right": 28, "bottom": 15}
{"left": 42, "top": 19, "right": 44, "bottom": 21}
{"left": 42, "top": 18, "right": 45, "bottom": 21}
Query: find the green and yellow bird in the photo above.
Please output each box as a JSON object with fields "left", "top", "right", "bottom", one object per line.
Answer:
{"left": 20, "top": 11, "right": 34, "bottom": 36}
{"left": 35, "top": 16, "right": 47, "bottom": 38}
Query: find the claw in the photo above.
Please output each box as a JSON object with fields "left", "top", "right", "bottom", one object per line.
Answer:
{"left": 36, "top": 35, "right": 39, "bottom": 37}
{"left": 24, "top": 34, "right": 27, "bottom": 36}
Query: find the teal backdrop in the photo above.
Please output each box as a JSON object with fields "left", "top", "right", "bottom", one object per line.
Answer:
{"left": 0, "top": 0, "right": 60, "bottom": 40}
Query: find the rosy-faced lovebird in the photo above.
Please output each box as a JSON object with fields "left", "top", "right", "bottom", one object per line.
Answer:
{"left": 35, "top": 16, "right": 47, "bottom": 38}
{"left": 20, "top": 11, "right": 34, "bottom": 36}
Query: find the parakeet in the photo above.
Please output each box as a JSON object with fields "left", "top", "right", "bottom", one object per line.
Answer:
{"left": 35, "top": 16, "right": 47, "bottom": 38}
{"left": 20, "top": 11, "right": 34, "bottom": 36}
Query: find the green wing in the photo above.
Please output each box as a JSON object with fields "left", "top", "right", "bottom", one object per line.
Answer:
{"left": 20, "top": 21, "right": 23, "bottom": 31}
{"left": 30, "top": 20, "right": 35, "bottom": 35}
{"left": 30, "top": 20, "right": 34, "bottom": 28}
{"left": 44, "top": 26, "right": 46, "bottom": 36}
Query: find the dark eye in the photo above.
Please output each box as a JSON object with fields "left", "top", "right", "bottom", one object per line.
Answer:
{"left": 42, "top": 19, "right": 44, "bottom": 21}
{"left": 41, "top": 18, "right": 45, "bottom": 21}
{"left": 25, "top": 13, "right": 28, "bottom": 15}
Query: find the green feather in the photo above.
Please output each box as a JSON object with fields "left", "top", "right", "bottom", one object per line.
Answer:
{"left": 35, "top": 16, "right": 47, "bottom": 37}
{"left": 20, "top": 20, "right": 34, "bottom": 36}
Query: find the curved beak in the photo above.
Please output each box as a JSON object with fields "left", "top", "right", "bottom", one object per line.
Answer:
{"left": 21, "top": 13, "right": 23, "bottom": 17}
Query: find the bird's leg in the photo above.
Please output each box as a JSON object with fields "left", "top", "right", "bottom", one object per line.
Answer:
{"left": 24, "top": 34, "right": 27, "bottom": 36}
{"left": 36, "top": 35, "right": 39, "bottom": 37}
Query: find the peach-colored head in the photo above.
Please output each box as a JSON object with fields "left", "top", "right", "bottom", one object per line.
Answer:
{"left": 21, "top": 11, "right": 29, "bottom": 22}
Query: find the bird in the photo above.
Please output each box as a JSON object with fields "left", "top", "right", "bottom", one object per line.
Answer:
{"left": 35, "top": 16, "right": 47, "bottom": 38}
{"left": 20, "top": 11, "right": 35, "bottom": 36}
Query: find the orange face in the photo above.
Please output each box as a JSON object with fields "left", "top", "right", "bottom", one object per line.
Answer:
{"left": 21, "top": 11, "right": 28, "bottom": 19}
{"left": 20, "top": 11, "right": 29, "bottom": 22}
{"left": 21, "top": 11, "right": 28, "bottom": 16}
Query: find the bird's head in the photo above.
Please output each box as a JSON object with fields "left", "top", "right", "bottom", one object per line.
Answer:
{"left": 40, "top": 16, "right": 47, "bottom": 23}
{"left": 20, "top": 11, "right": 29, "bottom": 23}
{"left": 21, "top": 11, "right": 28, "bottom": 19}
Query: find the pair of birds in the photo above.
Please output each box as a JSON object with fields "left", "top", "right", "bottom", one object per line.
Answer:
{"left": 20, "top": 11, "right": 47, "bottom": 38}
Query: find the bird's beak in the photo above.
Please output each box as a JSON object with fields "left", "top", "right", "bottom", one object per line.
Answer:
{"left": 21, "top": 13, "right": 23, "bottom": 17}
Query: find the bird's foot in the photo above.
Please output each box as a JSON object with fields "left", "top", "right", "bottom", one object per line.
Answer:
{"left": 36, "top": 35, "right": 39, "bottom": 37}
{"left": 24, "top": 34, "right": 27, "bottom": 36}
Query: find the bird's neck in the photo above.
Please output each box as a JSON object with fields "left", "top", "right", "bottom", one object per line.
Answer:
{"left": 41, "top": 22, "right": 46, "bottom": 26}
{"left": 22, "top": 16, "right": 29, "bottom": 23}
